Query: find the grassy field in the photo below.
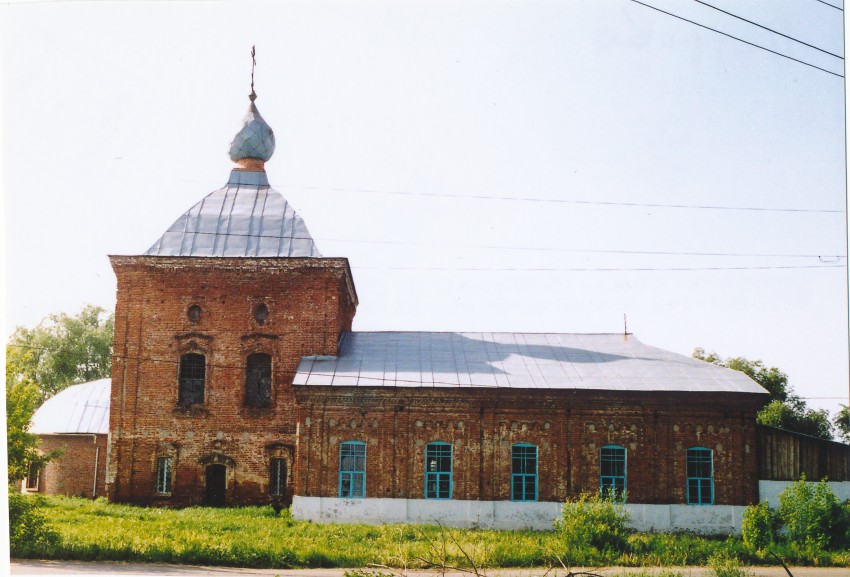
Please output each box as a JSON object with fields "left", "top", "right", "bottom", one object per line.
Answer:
{"left": 15, "top": 496, "right": 850, "bottom": 570}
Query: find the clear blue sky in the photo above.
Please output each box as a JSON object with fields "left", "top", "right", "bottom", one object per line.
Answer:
{"left": 2, "top": 0, "right": 847, "bottom": 417}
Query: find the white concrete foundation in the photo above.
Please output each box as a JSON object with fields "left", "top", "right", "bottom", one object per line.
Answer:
{"left": 758, "top": 480, "right": 850, "bottom": 507}
{"left": 292, "top": 496, "right": 747, "bottom": 534}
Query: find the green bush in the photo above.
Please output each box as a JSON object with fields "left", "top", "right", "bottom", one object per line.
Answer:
{"left": 777, "top": 478, "right": 850, "bottom": 550}
{"left": 8, "top": 492, "right": 61, "bottom": 557}
{"left": 708, "top": 551, "right": 750, "bottom": 577}
{"left": 556, "top": 492, "right": 630, "bottom": 564}
{"left": 741, "top": 501, "right": 779, "bottom": 551}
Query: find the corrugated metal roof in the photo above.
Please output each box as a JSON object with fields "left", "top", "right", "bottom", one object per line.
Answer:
{"left": 145, "top": 170, "right": 321, "bottom": 258}
{"left": 294, "top": 332, "right": 767, "bottom": 394}
{"left": 30, "top": 378, "right": 111, "bottom": 435}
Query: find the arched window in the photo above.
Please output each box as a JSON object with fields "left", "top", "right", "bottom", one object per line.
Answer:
{"left": 511, "top": 443, "right": 538, "bottom": 501}
{"left": 155, "top": 456, "right": 173, "bottom": 495}
{"left": 270, "top": 458, "right": 287, "bottom": 498}
{"left": 425, "top": 442, "right": 453, "bottom": 499}
{"left": 339, "top": 441, "right": 366, "bottom": 498}
{"left": 245, "top": 353, "right": 272, "bottom": 406}
{"left": 686, "top": 447, "right": 714, "bottom": 505}
{"left": 600, "top": 445, "right": 626, "bottom": 501}
{"left": 178, "top": 353, "right": 205, "bottom": 404}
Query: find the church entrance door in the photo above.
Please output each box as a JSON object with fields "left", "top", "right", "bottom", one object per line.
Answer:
{"left": 205, "top": 464, "right": 227, "bottom": 507}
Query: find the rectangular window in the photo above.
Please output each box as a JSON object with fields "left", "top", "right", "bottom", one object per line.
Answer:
{"left": 155, "top": 456, "right": 173, "bottom": 495}
{"left": 425, "top": 442, "right": 452, "bottom": 499}
{"left": 178, "top": 353, "right": 205, "bottom": 404}
{"left": 245, "top": 353, "right": 272, "bottom": 407}
{"left": 511, "top": 444, "right": 538, "bottom": 501}
{"left": 686, "top": 447, "right": 713, "bottom": 505}
{"left": 339, "top": 442, "right": 366, "bottom": 498}
{"left": 270, "top": 458, "right": 287, "bottom": 497}
{"left": 600, "top": 445, "right": 626, "bottom": 501}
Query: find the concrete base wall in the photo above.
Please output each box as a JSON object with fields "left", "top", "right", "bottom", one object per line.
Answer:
{"left": 292, "top": 496, "right": 747, "bottom": 534}
{"left": 758, "top": 480, "right": 850, "bottom": 506}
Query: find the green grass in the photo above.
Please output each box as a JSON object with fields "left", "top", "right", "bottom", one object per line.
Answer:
{"left": 14, "top": 496, "right": 850, "bottom": 570}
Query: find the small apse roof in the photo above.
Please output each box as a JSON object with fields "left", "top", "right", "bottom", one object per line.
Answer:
{"left": 29, "top": 378, "right": 111, "bottom": 435}
{"left": 294, "top": 332, "right": 767, "bottom": 394}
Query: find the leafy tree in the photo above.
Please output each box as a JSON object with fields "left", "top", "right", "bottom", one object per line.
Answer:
{"left": 5, "top": 304, "right": 113, "bottom": 482}
{"left": 693, "top": 348, "right": 833, "bottom": 440}
{"left": 6, "top": 304, "right": 113, "bottom": 400}
{"left": 835, "top": 405, "right": 850, "bottom": 444}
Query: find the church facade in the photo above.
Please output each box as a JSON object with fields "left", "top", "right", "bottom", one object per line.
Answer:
{"left": 102, "top": 88, "right": 774, "bottom": 531}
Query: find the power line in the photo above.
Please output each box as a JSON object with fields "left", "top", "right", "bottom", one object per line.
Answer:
{"left": 691, "top": 0, "right": 843, "bottom": 59}
{"left": 628, "top": 0, "right": 844, "bottom": 78}
{"left": 353, "top": 264, "right": 845, "bottom": 272}
{"left": 159, "top": 228, "right": 849, "bottom": 260}
{"left": 279, "top": 183, "right": 845, "bottom": 214}
{"left": 811, "top": 0, "right": 843, "bottom": 11}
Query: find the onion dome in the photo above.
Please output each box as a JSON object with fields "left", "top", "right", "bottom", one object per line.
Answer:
{"left": 228, "top": 93, "right": 276, "bottom": 168}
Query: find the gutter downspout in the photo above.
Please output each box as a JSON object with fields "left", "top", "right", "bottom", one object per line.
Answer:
{"left": 92, "top": 434, "right": 99, "bottom": 499}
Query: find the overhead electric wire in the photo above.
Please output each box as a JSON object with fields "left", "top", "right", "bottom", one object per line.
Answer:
{"left": 152, "top": 228, "right": 847, "bottom": 260}
{"left": 353, "top": 264, "right": 845, "bottom": 272}
{"left": 276, "top": 182, "right": 845, "bottom": 214}
{"left": 811, "top": 0, "right": 843, "bottom": 11}
{"left": 628, "top": 0, "right": 844, "bottom": 78}
{"left": 691, "top": 0, "right": 843, "bottom": 59}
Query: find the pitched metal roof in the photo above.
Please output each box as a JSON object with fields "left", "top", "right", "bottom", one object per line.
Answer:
{"left": 144, "top": 170, "right": 321, "bottom": 258}
{"left": 294, "top": 332, "right": 767, "bottom": 394}
{"left": 29, "top": 378, "right": 111, "bottom": 435}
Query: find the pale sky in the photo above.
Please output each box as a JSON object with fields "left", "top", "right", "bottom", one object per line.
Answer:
{"left": 2, "top": 1, "right": 848, "bottom": 418}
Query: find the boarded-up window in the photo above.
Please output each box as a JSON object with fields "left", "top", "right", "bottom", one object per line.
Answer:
{"left": 245, "top": 353, "right": 272, "bottom": 407}
{"left": 178, "top": 353, "right": 205, "bottom": 404}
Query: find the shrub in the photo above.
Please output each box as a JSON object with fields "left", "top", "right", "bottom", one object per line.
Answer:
{"left": 777, "top": 478, "right": 850, "bottom": 550}
{"left": 741, "top": 501, "right": 779, "bottom": 551}
{"left": 708, "top": 551, "right": 750, "bottom": 577}
{"left": 556, "top": 492, "right": 630, "bottom": 564}
{"left": 8, "top": 492, "right": 61, "bottom": 557}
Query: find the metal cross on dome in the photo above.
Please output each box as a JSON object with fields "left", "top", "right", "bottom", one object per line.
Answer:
{"left": 250, "top": 45, "right": 257, "bottom": 101}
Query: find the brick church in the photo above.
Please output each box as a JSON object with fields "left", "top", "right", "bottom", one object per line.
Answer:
{"left": 91, "top": 85, "right": 782, "bottom": 531}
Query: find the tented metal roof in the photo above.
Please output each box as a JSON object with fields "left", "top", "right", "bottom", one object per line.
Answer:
{"left": 294, "top": 332, "right": 767, "bottom": 394}
{"left": 30, "top": 378, "right": 111, "bottom": 435}
{"left": 145, "top": 170, "right": 321, "bottom": 258}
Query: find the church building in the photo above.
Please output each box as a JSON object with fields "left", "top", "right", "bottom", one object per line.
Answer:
{"left": 96, "top": 85, "right": 783, "bottom": 532}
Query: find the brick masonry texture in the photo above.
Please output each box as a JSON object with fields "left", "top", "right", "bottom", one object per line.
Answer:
{"left": 107, "top": 256, "right": 356, "bottom": 506}
{"left": 106, "top": 253, "right": 764, "bottom": 508}
{"left": 28, "top": 434, "right": 108, "bottom": 498}
{"left": 294, "top": 388, "right": 764, "bottom": 505}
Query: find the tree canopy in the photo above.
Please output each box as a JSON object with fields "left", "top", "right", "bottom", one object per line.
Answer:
{"left": 5, "top": 304, "right": 114, "bottom": 482}
{"left": 693, "top": 348, "right": 833, "bottom": 441}
{"left": 835, "top": 405, "right": 850, "bottom": 444}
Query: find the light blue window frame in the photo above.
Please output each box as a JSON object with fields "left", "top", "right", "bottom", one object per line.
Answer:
{"left": 511, "top": 443, "right": 538, "bottom": 502}
{"left": 339, "top": 441, "right": 366, "bottom": 498}
{"left": 686, "top": 447, "right": 714, "bottom": 505}
{"left": 600, "top": 445, "right": 627, "bottom": 502}
{"left": 425, "top": 442, "right": 453, "bottom": 499}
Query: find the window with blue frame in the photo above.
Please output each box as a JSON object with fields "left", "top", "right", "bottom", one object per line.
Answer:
{"left": 511, "top": 444, "right": 538, "bottom": 501}
{"left": 339, "top": 441, "right": 366, "bottom": 498}
{"left": 600, "top": 445, "right": 626, "bottom": 501}
{"left": 425, "top": 442, "right": 452, "bottom": 499}
{"left": 686, "top": 447, "right": 713, "bottom": 505}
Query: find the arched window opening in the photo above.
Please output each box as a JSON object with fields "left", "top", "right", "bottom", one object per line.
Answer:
{"left": 155, "top": 456, "right": 173, "bottom": 495}
{"left": 425, "top": 442, "right": 452, "bottom": 499}
{"left": 245, "top": 353, "right": 272, "bottom": 407}
{"left": 686, "top": 447, "right": 714, "bottom": 505}
{"left": 600, "top": 445, "right": 627, "bottom": 502}
{"left": 270, "top": 458, "right": 287, "bottom": 497}
{"left": 511, "top": 443, "right": 538, "bottom": 501}
{"left": 178, "top": 353, "right": 205, "bottom": 404}
{"left": 339, "top": 441, "right": 366, "bottom": 498}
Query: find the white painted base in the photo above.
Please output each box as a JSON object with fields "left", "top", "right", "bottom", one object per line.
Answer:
{"left": 292, "top": 496, "right": 747, "bottom": 534}
{"left": 758, "top": 480, "right": 850, "bottom": 507}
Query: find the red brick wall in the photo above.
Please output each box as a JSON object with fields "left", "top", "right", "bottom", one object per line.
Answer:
{"left": 27, "top": 434, "right": 108, "bottom": 498}
{"left": 107, "top": 256, "right": 356, "bottom": 506}
{"left": 294, "top": 389, "right": 763, "bottom": 505}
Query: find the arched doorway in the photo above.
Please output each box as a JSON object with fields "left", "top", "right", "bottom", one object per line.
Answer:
{"left": 205, "top": 464, "right": 227, "bottom": 507}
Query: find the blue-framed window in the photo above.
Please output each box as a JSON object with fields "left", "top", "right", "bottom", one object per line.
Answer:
{"left": 339, "top": 441, "right": 366, "bottom": 498}
{"left": 425, "top": 442, "right": 452, "bottom": 499}
{"left": 686, "top": 447, "right": 713, "bottom": 505}
{"left": 600, "top": 445, "right": 626, "bottom": 501}
{"left": 511, "top": 443, "right": 538, "bottom": 501}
